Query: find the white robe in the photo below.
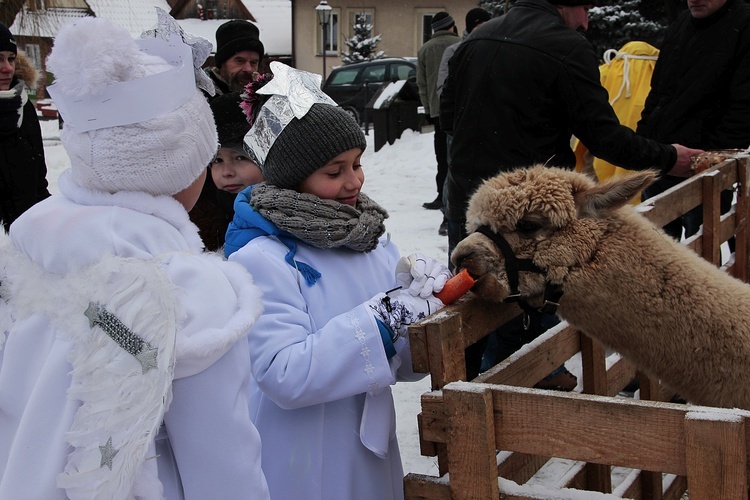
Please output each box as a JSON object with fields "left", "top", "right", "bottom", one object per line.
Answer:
{"left": 229, "top": 232, "right": 426, "bottom": 500}
{"left": 0, "top": 171, "right": 269, "bottom": 499}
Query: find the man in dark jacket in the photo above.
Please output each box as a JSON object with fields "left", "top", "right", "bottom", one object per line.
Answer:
{"left": 441, "top": 0, "right": 701, "bottom": 253}
{"left": 639, "top": 0, "right": 750, "bottom": 240}
{"left": 439, "top": 0, "right": 702, "bottom": 379}
{"left": 417, "top": 12, "right": 461, "bottom": 214}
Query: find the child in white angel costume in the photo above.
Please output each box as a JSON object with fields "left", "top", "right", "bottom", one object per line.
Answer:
{"left": 224, "top": 62, "right": 452, "bottom": 500}
{"left": 0, "top": 12, "right": 269, "bottom": 500}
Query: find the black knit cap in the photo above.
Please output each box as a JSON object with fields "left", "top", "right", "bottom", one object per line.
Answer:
{"left": 0, "top": 22, "right": 17, "bottom": 55}
{"left": 209, "top": 91, "right": 250, "bottom": 148}
{"left": 263, "top": 104, "right": 367, "bottom": 189}
{"left": 215, "top": 20, "right": 265, "bottom": 68}
{"left": 465, "top": 8, "right": 492, "bottom": 33}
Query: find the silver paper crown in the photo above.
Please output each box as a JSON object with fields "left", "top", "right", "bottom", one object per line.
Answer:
{"left": 47, "top": 10, "right": 210, "bottom": 133}
{"left": 244, "top": 62, "right": 337, "bottom": 166}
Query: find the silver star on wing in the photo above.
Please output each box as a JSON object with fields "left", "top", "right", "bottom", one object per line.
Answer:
{"left": 99, "top": 437, "right": 119, "bottom": 470}
{"left": 136, "top": 346, "right": 159, "bottom": 374}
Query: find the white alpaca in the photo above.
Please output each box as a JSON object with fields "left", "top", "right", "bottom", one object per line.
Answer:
{"left": 451, "top": 165, "right": 750, "bottom": 409}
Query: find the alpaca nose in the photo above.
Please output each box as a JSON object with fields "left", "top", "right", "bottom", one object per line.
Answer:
{"left": 452, "top": 251, "right": 470, "bottom": 271}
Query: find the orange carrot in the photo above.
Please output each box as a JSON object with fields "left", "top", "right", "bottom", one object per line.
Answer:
{"left": 435, "top": 269, "right": 475, "bottom": 305}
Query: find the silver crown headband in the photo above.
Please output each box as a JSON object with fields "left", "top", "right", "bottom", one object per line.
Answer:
{"left": 47, "top": 9, "right": 212, "bottom": 133}
{"left": 244, "top": 61, "right": 337, "bottom": 166}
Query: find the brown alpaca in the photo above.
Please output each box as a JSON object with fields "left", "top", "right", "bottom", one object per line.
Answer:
{"left": 452, "top": 165, "right": 750, "bottom": 410}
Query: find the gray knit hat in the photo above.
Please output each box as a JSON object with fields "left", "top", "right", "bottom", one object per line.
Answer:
{"left": 263, "top": 103, "right": 366, "bottom": 189}
{"left": 431, "top": 12, "right": 455, "bottom": 32}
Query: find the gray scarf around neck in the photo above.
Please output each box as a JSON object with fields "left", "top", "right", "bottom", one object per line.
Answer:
{"left": 250, "top": 182, "right": 388, "bottom": 252}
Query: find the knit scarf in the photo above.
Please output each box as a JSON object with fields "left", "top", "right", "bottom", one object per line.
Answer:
{"left": 0, "top": 80, "right": 26, "bottom": 134}
{"left": 224, "top": 183, "right": 388, "bottom": 286}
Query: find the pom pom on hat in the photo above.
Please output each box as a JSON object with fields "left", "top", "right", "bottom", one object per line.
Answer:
{"left": 46, "top": 17, "right": 218, "bottom": 197}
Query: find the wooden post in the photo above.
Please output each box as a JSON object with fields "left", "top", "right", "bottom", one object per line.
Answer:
{"left": 685, "top": 412, "right": 747, "bottom": 498}
{"left": 735, "top": 157, "right": 750, "bottom": 281}
{"left": 701, "top": 171, "right": 721, "bottom": 265}
{"left": 443, "top": 382, "right": 500, "bottom": 500}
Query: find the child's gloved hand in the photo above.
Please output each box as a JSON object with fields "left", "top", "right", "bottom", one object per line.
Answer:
{"left": 368, "top": 289, "right": 444, "bottom": 338}
{"left": 395, "top": 253, "right": 452, "bottom": 298}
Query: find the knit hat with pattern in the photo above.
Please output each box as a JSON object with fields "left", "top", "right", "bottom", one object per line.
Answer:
{"left": 262, "top": 103, "right": 366, "bottom": 189}
{"left": 431, "top": 12, "right": 455, "bottom": 32}
{"left": 46, "top": 17, "right": 217, "bottom": 196}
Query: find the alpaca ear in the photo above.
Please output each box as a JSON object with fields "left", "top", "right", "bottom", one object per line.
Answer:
{"left": 575, "top": 170, "right": 658, "bottom": 218}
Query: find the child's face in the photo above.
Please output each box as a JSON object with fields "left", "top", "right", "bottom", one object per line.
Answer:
{"left": 299, "top": 148, "right": 364, "bottom": 206}
{"left": 210, "top": 147, "right": 264, "bottom": 193}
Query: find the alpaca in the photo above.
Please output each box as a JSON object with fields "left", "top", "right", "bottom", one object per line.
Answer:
{"left": 451, "top": 165, "right": 750, "bottom": 410}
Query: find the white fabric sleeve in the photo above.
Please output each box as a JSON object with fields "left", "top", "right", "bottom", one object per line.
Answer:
{"left": 232, "top": 243, "right": 399, "bottom": 411}
{"left": 164, "top": 341, "right": 269, "bottom": 500}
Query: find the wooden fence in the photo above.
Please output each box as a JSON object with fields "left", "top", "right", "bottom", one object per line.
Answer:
{"left": 404, "top": 153, "right": 750, "bottom": 499}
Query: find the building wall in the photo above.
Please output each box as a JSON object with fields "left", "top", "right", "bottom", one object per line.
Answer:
{"left": 293, "top": 1, "right": 478, "bottom": 79}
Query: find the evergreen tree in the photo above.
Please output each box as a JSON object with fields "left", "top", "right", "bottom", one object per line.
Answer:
{"left": 586, "top": 0, "right": 668, "bottom": 60}
{"left": 341, "top": 14, "right": 386, "bottom": 65}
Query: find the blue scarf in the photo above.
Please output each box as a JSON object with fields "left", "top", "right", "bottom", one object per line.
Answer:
{"left": 224, "top": 185, "right": 322, "bottom": 286}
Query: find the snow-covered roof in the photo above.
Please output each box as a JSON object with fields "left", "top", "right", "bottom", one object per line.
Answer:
{"left": 10, "top": 0, "right": 171, "bottom": 38}
{"left": 11, "top": 0, "right": 291, "bottom": 57}
{"left": 177, "top": 0, "right": 291, "bottom": 56}
{"left": 86, "top": 0, "right": 172, "bottom": 35}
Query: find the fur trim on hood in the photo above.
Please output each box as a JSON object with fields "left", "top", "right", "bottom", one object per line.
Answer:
{"left": 14, "top": 51, "right": 39, "bottom": 89}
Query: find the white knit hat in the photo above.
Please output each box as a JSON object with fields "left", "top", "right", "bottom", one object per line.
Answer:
{"left": 46, "top": 16, "right": 217, "bottom": 196}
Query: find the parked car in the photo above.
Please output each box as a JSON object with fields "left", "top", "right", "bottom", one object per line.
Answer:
{"left": 322, "top": 57, "right": 417, "bottom": 124}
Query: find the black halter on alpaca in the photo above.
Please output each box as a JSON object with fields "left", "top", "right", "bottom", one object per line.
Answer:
{"left": 474, "top": 225, "right": 563, "bottom": 329}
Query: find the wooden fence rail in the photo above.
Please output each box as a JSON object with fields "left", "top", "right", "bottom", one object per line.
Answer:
{"left": 404, "top": 153, "right": 750, "bottom": 499}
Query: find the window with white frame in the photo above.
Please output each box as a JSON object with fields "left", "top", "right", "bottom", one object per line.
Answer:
{"left": 349, "top": 8, "right": 374, "bottom": 33}
{"left": 420, "top": 13, "right": 437, "bottom": 45}
{"left": 22, "top": 44, "right": 42, "bottom": 73}
{"left": 316, "top": 9, "right": 340, "bottom": 55}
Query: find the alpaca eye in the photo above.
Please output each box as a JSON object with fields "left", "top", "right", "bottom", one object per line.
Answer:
{"left": 516, "top": 220, "right": 542, "bottom": 234}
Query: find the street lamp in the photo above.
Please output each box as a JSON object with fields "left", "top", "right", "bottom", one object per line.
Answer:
{"left": 315, "top": 1, "right": 332, "bottom": 82}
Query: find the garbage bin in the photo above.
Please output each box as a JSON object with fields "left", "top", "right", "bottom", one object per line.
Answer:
{"left": 367, "top": 80, "right": 421, "bottom": 152}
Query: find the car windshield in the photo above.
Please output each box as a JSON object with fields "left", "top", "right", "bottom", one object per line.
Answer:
{"left": 328, "top": 68, "right": 360, "bottom": 85}
{"left": 360, "top": 64, "right": 386, "bottom": 83}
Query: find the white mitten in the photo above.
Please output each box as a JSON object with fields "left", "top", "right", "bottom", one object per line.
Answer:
{"left": 395, "top": 253, "right": 452, "bottom": 298}
{"left": 368, "top": 289, "right": 444, "bottom": 339}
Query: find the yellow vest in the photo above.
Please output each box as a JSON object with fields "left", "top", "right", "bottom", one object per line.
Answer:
{"left": 574, "top": 41, "right": 659, "bottom": 204}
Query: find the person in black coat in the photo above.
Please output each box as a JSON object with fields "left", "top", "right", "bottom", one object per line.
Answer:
{"left": 0, "top": 22, "right": 49, "bottom": 232}
{"left": 639, "top": 0, "right": 750, "bottom": 241}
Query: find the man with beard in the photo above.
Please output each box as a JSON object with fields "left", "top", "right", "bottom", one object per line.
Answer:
{"left": 205, "top": 19, "right": 264, "bottom": 99}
